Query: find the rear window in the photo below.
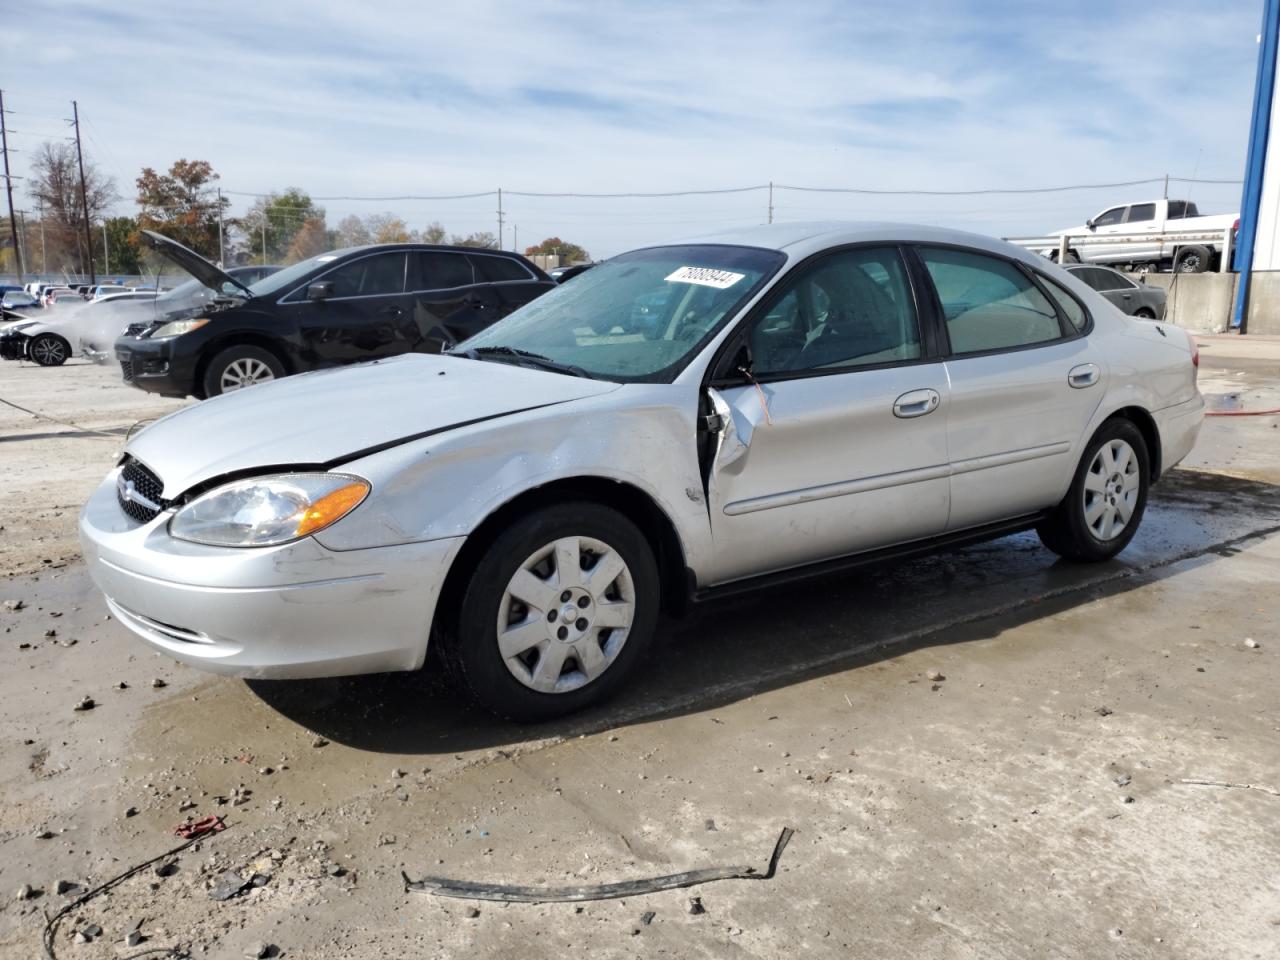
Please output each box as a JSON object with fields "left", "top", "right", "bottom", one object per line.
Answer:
{"left": 417, "top": 252, "right": 475, "bottom": 290}
{"left": 471, "top": 255, "right": 533, "bottom": 283}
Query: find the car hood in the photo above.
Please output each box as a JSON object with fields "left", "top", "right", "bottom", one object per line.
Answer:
{"left": 140, "top": 229, "right": 253, "bottom": 298}
{"left": 127, "top": 352, "right": 622, "bottom": 499}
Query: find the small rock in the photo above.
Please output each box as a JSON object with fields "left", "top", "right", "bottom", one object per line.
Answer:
{"left": 83, "top": 924, "right": 102, "bottom": 938}
{"left": 44, "top": 629, "right": 56, "bottom": 638}
{"left": 179, "top": 800, "right": 198, "bottom": 812}
{"left": 73, "top": 696, "right": 95, "bottom": 712}
{"left": 1110, "top": 928, "right": 1123, "bottom": 939}
{"left": 704, "top": 818, "right": 717, "bottom": 831}
{"left": 464, "top": 907, "right": 480, "bottom": 919}
{"left": 1122, "top": 795, "right": 1135, "bottom": 804}
{"left": 35, "top": 830, "right": 53, "bottom": 840}
{"left": 73, "top": 931, "right": 90, "bottom": 944}
{"left": 117, "top": 681, "right": 129, "bottom": 690}
{"left": 925, "top": 669, "right": 944, "bottom": 682}
{"left": 640, "top": 910, "right": 656, "bottom": 926}
{"left": 155, "top": 861, "right": 178, "bottom": 878}
{"left": 55, "top": 880, "right": 79, "bottom": 895}
{"left": 1245, "top": 638, "right": 1260, "bottom": 649}
{"left": 1094, "top": 706, "right": 1113, "bottom": 717}
{"left": 312, "top": 736, "right": 329, "bottom": 748}
{"left": 752, "top": 766, "right": 763, "bottom": 773}
{"left": 124, "top": 806, "right": 138, "bottom": 818}
{"left": 688, "top": 897, "right": 706, "bottom": 915}
{"left": 391, "top": 768, "right": 406, "bottom": 779}
{"left": 246, "top": 943, "right": 278, "bottom": 959}
{"left": 1113, "top": 774, "right": 1131, "bottom": 788}
{"left": 16, "top": 883, "right": 34, "bottom": 901}
{"left": 328, "top": 864, "right": 346, "bottom": 877}
{"left": 209, "top": 870, "right": 246, "bottom": 901}
{"left": 60, "top": 638, "right": 78, "bottom": 648}
{"left": 730, "top": 926, "right": 743, "bottom": 936}
{"left": 3, "top": 599, "right": 25, "bottom": 612}
{"left": 151, "top": 678, "right": 167, "bottom": 688}
{"left": 250, "top": 872, "right": 271, "bottom": 888}
{"left": 126, "top": 929, "right": 144, "bottom": 947}
{"left": 258, "top": 767, "right": 274, "bottom": 776}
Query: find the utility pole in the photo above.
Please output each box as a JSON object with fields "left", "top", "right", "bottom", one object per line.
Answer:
{"left": 216, "top": 188, "right": 225, "bottom": 266}
{"left": 767, "top": 181, "right": 774, "bottom": 224}
{"left": 70, "top": 101, "right": 96, "bottom": 285}
{"left": 496, "top": 188, "right": 504, "bottom": 249}
{"left": 102, "top": 221, "right": 109, "bottom": 274}
{"left": 16, "top": 208, "right": 26, "bottom": 272}
{"left": 261, "top": 213, "right": 267, "bottom": 262}
{"left": 0, "top": 90, "right": 24, "bottom": 280}
{"left": 513, "top": 224, "right": 518, "bottom": 254}
{"left": 1162, "top": 174, "right": 1169, "bottom": 200}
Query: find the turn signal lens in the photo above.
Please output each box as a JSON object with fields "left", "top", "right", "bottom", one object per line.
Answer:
{"left": 169, "top": 473, "right": 370, "bottom": 547}
{"left": 295, "top": 483, "right": 370, "bottom": 537}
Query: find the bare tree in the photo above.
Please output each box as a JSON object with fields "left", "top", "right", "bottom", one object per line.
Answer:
{"left": 420, "top": 221, "right": 447, "bottom": 244}
{"left": 334, "top": 214, "right": 372, "bottom": 248}
{"left": 28, "top": 141, "right": 117, "bottom": 274}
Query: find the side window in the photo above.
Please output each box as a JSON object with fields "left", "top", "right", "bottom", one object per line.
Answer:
{"left": 919, "top": 247, "right": 1062, "bottom": 355}
{"left": 416, "top": 252, "right": 474, "bottom": 290}
{"left": 324, "top": 253, "right": 406, "bottom": 298}
{"left": 1126, "top": 203, "right": 1156, "bottom": 223}
{"left": 1093, "top": 207, "right": 1125, "bottom": 227}
{"left": 1039, "top": 275, "right": 1088, "bottom": 333}
{"left": 1167, "top": 201, "right": 1187, "bottom": 219}
{"left": 1091, "top": 268, "right": 1127, "bottom": 292}
{"left": 471, "top": 255, "right": 533, "bottom": 283}
{"left": 748, "top": 246, "right": 920, "bottom": 376}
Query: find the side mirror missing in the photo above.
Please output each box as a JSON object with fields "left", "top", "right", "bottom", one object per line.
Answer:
{"left": 306, "top": 281, "right": 334, "bottom": 302}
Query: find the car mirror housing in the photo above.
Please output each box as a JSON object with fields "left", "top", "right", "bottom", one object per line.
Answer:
{"left": 306, "top": 281, "right": 334, "bottom": 301}
{"left": 1085, "top": 219, "right": 1096, "bottom": 231}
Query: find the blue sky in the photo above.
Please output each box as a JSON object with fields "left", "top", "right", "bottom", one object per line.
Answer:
{"left": 6, "top": 0, "right": 1266, "bottom": 256}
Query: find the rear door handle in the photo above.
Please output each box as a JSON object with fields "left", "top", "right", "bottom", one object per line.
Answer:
{"left": 893, "top": 388, "right": 940, "bottom": 419}
{"left": 1068, "top": 363, "right": 1100, "bottom": 388}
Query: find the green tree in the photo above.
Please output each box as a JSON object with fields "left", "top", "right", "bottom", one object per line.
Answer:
{"left": 241, "top": 188, "right": 324, "bottom": 263}
{"left": 524, "top": 236, "right": 589, "bottom": 263}
{"left": 135, "top": 159, "right": 227, "bottom": 259}
{"left": 100, "top": 216, "right": 142, "bottom": 275}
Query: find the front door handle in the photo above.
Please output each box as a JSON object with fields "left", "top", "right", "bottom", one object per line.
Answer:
{"left": 893, "top": 388, "right": 940, "bottom": 419}
{"left": 1068, "top": 363, "right": 1100, "bottom": 388}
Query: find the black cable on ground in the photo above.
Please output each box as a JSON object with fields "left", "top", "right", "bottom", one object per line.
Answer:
{"left": 0, "top": 395, "right": 126, "bottom": 440}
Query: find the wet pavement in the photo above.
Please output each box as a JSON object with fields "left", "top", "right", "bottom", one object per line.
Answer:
{"left": 1, "top": 336, "right": 1278, "bottom": 958}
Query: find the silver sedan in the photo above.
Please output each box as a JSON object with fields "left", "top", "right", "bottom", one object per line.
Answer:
{"left": 1065, "top": 263, "right": 1167, "bottom": 319}
{"left": 80, "top": 223, "right": 1204, "bottom": 721}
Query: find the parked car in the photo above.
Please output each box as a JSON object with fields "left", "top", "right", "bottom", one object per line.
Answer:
{"left": 1064, "top": 264, "right": 1166, "bottom": 319}
{"left": 80, "top": 222, "right": 1203, "bottom": 721}
{"left": 549, "top": 262, "right": 595, "bottom": 283}
{"left": 1043, "top": 199, "right": 1237, "bottom": 273}
{"left": 113, "top": 231, "right": 554, "bottom": 398}
{"left": 91, "top": 284, "right": 130, "bottom": 300}
{"left": 1, "top": 289, "right": 40, "bottom": 322}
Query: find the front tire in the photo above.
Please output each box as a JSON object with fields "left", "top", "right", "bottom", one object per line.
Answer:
{"left": 1037, "top": 418, "right": 1150, "bottom": 562}
{"left": 201, "top": 344, "right": 285, "bottom": 397}
{"left": 441, "top": 502, "right": 660, "bottom": 722}
{"left": 29, "top": 333, "right": 70, "bottom": 366}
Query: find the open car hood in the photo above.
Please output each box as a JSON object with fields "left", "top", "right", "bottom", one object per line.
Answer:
{"left": 140, "top": 230, "right": 253, "bottom": 298}
{"left": 126, "top": 353, "right": 621, "bottom": 499}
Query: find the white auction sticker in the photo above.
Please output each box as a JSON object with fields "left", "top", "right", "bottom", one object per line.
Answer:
{"left": 665, "top": 266, "right": 745, "bottom": 289}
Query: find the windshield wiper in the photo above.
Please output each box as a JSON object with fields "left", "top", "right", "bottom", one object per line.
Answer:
{"left": 452, "top": 345, "right": 590, "bottom": 378}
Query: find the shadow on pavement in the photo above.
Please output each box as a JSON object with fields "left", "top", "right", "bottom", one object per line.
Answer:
{"left": 246, "top": 468, "right": 1280, "bottom": 754}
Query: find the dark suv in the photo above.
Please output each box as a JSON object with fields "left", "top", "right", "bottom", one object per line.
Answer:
{"left": 117, "top": 231, "right": 555, "bottom": 398}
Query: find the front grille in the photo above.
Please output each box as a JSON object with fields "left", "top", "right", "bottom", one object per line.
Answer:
{"left": 116, "top": 457, "right": 168, "bottom": 524}
{"left": 0, "top": 336, "right": 24, "bottom": 361}
{"left": 120, "top": 357, "right": 134, "bottom": 382}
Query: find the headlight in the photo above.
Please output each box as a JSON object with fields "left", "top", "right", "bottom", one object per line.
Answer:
{"left": 151, "top": 318, "right": 210, "bottom": 338}
{"left": 168, "top": 473, "right": 370, "bottom": 547}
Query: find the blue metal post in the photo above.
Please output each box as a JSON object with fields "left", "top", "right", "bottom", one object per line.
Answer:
{"left": 1233, "top": 0, "right": 1280, "bottom": 331}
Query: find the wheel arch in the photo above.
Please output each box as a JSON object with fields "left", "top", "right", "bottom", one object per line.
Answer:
{"left": 194, "top": 333, "right": 294, "bottom": 396}
{"left": 434, "top": 475, "right": 691, "bottom": 637}
{"left": 1105, "top": 405, "right": 1162, "bottom": 480}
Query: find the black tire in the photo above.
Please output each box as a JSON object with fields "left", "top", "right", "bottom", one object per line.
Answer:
{"left": 29, "top": 333, "right": 70, "bottom": 367}
{"left": 1037, "top": 418, "right": 1150, "bottom": 562}
{"left": 1133, "top": 308, "right": 1156, "bottom": 319}
{"left": 1174, "top": 245, "right": 1211, "bottom": 274}
{"left": 1050, "top": 250, "right": 1081, "bottom": 265}
{"left": 440, "top": 502, "right": 660, "bottom": 722}
{"left": 201, "top": 344, "right": 286, "bottom": 397}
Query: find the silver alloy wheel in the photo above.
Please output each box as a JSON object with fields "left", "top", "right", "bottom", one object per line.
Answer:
{"left": 1083, "top": 438, "right": 1140, "bottom": 541}
{"left": 31, "top": 336, "right": 66, "bottom": 365}
{"left": 219, "top": 357, "right": 275, "bottom": 392}
{"left": 496, "top": 535, "right": 635, "bottom": 694}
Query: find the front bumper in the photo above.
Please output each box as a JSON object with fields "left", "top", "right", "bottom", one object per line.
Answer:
{"left": 114, "top": 336, "right": 194, "bottom": 396}
{"left": 79, "top": 470, "right": 465, "bottom": 679}
{"left": 0, "top": 330, "right": 30, "bottom": 360}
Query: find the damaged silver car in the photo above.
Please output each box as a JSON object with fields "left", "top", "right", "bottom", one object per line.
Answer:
{"left": 80, "top": 223, "right": 1204, "bottom": 720}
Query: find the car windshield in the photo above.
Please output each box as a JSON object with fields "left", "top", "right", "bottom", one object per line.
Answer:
{"left": 248, "top": 250, "right": 351, "bottom": 298}
{"left": 456, "top": 244, "right": 783, "bottom": 382}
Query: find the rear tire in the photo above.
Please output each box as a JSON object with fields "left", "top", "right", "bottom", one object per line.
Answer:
{"left": 29, "top": 333, "right": 70, "bottom": 367}
{"left": 1133, "top": 308, "right": 1156, "bottom": 319}
{"left": 440, "top": 502, "right": 660, "bottom": 722}
{"left": 1037, "top": 418, "right": 1150, "bottom": 562}
{"left": 201, "top": 344, "right": 286, "bottom": 397}
{"left": 1174, "top": 245, "right": 1211, "bottom": 274}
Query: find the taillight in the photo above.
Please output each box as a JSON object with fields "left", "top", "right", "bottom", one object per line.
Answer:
{"left": 1190, "top": 338, "right": 1199, "bottom": 377}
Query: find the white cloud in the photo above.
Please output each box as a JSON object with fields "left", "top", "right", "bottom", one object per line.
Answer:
{"left": 10, "top": 0, "right": 1261, "bottom": 256}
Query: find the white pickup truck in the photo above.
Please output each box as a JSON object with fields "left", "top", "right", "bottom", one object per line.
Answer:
{"left": 1044, "top": 199, "right": 1238, "bottom": 273}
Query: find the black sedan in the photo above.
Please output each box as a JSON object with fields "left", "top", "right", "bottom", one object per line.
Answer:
{"left": 116, "top": 232, "right": 555, "bottom": 398}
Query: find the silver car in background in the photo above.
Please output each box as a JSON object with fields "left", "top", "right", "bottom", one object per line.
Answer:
{"left": 79, "top": 223, "right": 1204, "bottom": 721}
{"left": 1065, "top": 263, "right": 1167, "bottom": 319}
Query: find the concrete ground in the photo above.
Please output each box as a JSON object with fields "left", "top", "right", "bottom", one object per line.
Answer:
{"left": 1, "top": 342, "right": 1278, "bottom": 959}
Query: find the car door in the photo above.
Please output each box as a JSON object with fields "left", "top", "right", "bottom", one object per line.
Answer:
{"left": 406, "top": 250, "right": 488, "bottom": 350}
{"left": 703, "top": 245, "right": 950, "bottom": 585}
{"left": 297, "top": 251, "right": 411, "bottom": 364}
{"left": 916, "top": 245, "right": 1104, "bottom": 531}
{"left": 469, "top": 253, "right": 553, "bottom": 318}
{"left": 1122, "top": 202, "right": 1161, "bottom": 261}
{"left": 1087, "top": 205, "right": 1128, "bottom": 263}
{"left": 1088, "top": 268, "right": 1141, "bottom": 314}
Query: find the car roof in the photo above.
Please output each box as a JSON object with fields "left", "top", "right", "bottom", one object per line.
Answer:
{"left": 668, "top": 220, "right": 1046, "bottom": 265}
